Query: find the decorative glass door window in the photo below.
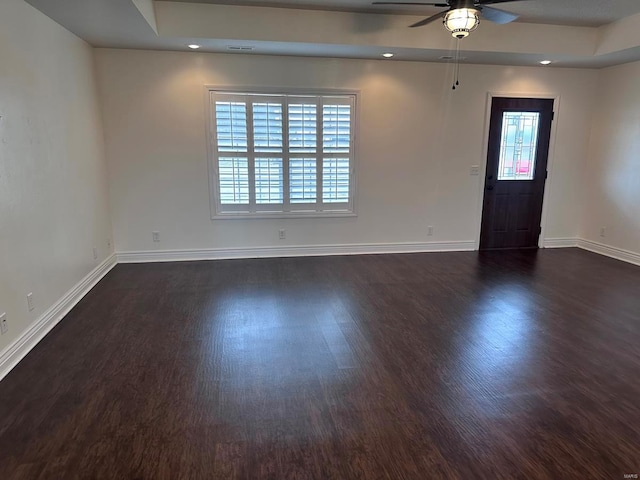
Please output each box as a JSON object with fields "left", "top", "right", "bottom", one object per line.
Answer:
{"left": 497, "top": 112, "right": 540, "bottom": 180}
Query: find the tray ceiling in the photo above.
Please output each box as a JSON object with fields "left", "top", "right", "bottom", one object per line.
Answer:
{"left": 162, "top": 0, "right": 640, "bottom": 27}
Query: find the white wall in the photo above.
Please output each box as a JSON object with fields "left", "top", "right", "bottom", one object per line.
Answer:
{"left": 581, "top": 60, "right": 640, "bottom": 256}
{"left": 96, "top": 49, "right": 597, "bottom": 254}
{"left": 0, "top": 0, "right": 112, "bottom": 352}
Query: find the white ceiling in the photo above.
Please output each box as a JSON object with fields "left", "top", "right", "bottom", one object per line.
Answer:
{"left": 24, "top": 0, "right": 158, "bottom": 47}
{"left": 23, "top": 0, "right": 640, "bottom": 68}
{"left": 162, "top": 0, "right": 640, "bottom": 27}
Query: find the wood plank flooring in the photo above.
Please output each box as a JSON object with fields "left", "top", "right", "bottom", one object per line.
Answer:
{"left": 0, "top": 248, "right": 639, "bottom": 479}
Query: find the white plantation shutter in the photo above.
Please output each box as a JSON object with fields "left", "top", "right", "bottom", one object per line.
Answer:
{"left": 215, "top": 101, "right": 248, "bottom": 152}
{"left": 253, "top": 102, "right": 283, "bottom": 153}
{"left": 289, "top": 103, "right": 317, "bottom": 153}
{"left": 289, "top": 158, "right": 317, "bottom": 203}
{"left": 288, "top": 100, "right": 318, "bottom": 205}
{"left": 218, "top": 157, "right": 249, "bottom": 204}
{"left": 253, "top": 101, "right": 284, "bottom": 205}
{"left": 323, "top": 104, "right": 351, "bottom": 153}
{"left": 322, "top": 99, "right": 352, "bottom": 204}
{"left": 323, "top": 158, "right": 350, "bottom": 203}
{"left": 255, "top": 158, "right": 283, "bottom": 204}
{"left": 215, "top": 100, "right": 250, "bottom": 208}
{"left": 209, "top": 90, "right": 355, "bottom": 217}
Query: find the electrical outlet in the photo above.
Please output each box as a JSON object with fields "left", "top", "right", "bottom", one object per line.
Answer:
{"left": 279, "top": 229, "right": 286, "bottom": 240}
{"left": 93, "top": 247, "right": 98, "bottom": 260}
{"left": 470, "top": 165, "right": 480, "bottom": 176}
{"left": 152, "top": 231, "right": 160, "bottom": 242}
{"left": 27, "top": 293, "right": 34, "bottom": 312}
{"left": 427, "top": 226, "right": 434, "bottom": 236}
{"left": 600, "top": 227, "right": 606, "bottom": 238}
{"left": 0, "top": 313, "right": 7, "bottom": 335}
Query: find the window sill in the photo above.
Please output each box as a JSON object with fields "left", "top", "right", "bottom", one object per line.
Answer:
{"left": 212, "top": 211, "right": 357, "bottom": 220}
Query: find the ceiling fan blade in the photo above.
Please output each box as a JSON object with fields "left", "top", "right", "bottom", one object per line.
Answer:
{"left": 372, "top": 2, "right": 449, "bottom": 6}
{"left": 409, "top": 11, "right": 447, "bottom": 27}
{"left": 478, "top": 0, "right": 530, "bottom": 4}
{"left": 481, "top": 6, "right": 518, "bottom": 24}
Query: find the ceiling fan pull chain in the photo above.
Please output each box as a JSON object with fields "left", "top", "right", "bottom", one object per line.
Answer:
{"left": 456, "top": 38, "right": 460, "bottom": 87}
{"left": 452, "top": 39, "right": 457, "bottom": 89}
{"left": 452, "top": 38, "right": 461, "bottom": 90}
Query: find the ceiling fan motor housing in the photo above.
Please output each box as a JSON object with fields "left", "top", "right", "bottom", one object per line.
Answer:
{"left": 444, "top": 3, "right": 480, "bottom": 38}
{"left": 450, "top": 0, "right": 480, "bottom": 7}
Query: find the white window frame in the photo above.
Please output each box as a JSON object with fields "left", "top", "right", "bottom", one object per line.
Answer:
{"left": 205, "top": 86, "right": 358, "bottom": 219}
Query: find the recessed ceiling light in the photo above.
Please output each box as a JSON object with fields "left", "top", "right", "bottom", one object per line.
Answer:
{"left": 540, "top": 60, "right": 552, "bottom": 65}
{"left": 188, "top": 44, "right": 201, "bottom": 50}
{"left": 382, "top": 53, "right": 394, "bottom": 58}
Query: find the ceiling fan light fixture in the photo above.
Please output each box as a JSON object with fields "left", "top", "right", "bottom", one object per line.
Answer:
{"left": 444, "top": 8, "right": 480, "bottom": 39}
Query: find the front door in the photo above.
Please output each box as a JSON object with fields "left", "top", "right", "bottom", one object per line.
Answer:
{"left": 480, "top": 97, "right": 554, "bottom": 250}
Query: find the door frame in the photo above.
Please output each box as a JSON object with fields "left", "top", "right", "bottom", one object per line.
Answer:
{"left": 474, "top": 92, "right": 561, "bottom": 250}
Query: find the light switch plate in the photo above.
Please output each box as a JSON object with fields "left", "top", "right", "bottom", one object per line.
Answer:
{"left": 0, "top": 313, "right": 7, "bottom": 335}
{"left": 27, "top": 293, "right": 34, "bottom": 312}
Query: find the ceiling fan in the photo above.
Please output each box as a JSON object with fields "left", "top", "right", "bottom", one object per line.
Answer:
{"left": 372, "top": 0, "right": 527, "bottom": 38}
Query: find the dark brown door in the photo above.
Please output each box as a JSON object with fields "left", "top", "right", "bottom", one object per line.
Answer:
{"left": 480, "top": 97, "right": 554, "bottom": 250}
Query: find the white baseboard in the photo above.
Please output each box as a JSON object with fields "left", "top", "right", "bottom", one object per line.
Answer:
{"left": 577, "top": 239, "right": 640, "bottom": 267}
{"left": 543, "top": 238, "right": 578, "bottom": 248}
{"left": 0, "top": 254, "right": 118, "bottom": 382}
{"left": 541, "top": 237, "right": 639, "bottom": 267}
{"left": 117, "top": 241, "right": 477, "bottom": 263}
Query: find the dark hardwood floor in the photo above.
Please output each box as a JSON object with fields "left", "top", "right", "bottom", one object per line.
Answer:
{"left": 0, "top": 248, "right": 639, "bottom": 479}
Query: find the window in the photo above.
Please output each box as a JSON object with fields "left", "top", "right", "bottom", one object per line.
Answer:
{"left": 208, "top": 89, "right": 356, "bottom": 218}
{"left": 497, "top": 112, "right": 540, "bottom": 181}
